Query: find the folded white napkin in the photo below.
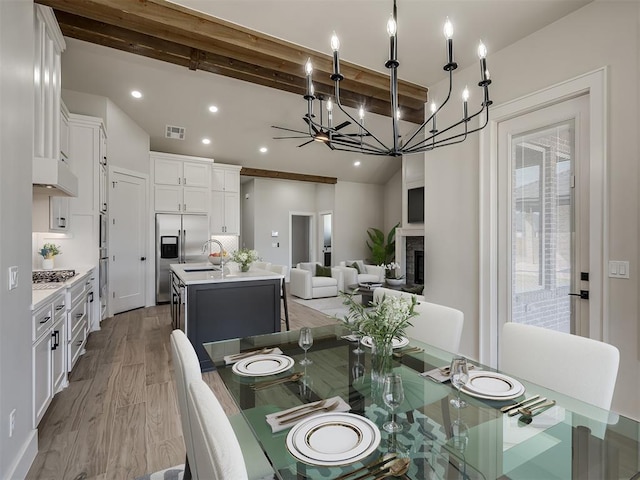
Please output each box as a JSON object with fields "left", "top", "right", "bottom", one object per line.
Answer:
{"left": 265, "top": 396, "right": 351, "bottom": 433}
{"left": 420, "top": 367, "right": 451, "bottom": 383}
{"left": 223, "top": 347, "right": 283, "bottom": 365}
{"left": 341, "top": 334, "right": 359, "bottom": 342}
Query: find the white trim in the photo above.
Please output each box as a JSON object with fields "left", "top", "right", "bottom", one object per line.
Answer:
{"left": 35, "top": 5, "right": 65, "bottom": 53}
{"left": 149, "top": 150, "right": 214, "bottom": 164}
{"left": 479, "top": 68, "right": 608, "bottom": 367}
{"left": 5, "top": 429, "right": 38, "bottom": 480}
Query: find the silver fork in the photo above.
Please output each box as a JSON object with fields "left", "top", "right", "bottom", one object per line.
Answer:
{"left": 277, "top": 401, "right": 339, "bottom": 424}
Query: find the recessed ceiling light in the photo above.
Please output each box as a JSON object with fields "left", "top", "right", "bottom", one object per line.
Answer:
{"left": 259, "top": 147, "right": 268, "bottom": 153}
{"left": 353, "top": 160, "right": 361, "bottom": 167}
{"left": 208, "top": 105, "right": 219, "bottom": 113}
{"left": 131, "top": 90, "right": 142, "bottom": 99}
{"left": 202, "top": 138, "right": 211, "bottom": 145}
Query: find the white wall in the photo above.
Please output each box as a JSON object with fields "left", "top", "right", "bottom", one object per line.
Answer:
{"left": 240, "top": 179, "right": 255, "bottom": 249}
{"left": 333, "top": 181, "right": 385, "bottom": 263}
{"left": 384, "top": 169, "right": 402, "bottom": 233}
{"left": 0, "top": 2, "right": 38, "bottom": 478}
{"left": 425, "top": 1, "right": 640, "bottom": 419}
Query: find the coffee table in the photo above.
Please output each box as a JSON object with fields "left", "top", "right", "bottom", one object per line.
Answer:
{"left": 346, "top": 282, "right": 382, "bottom": 305}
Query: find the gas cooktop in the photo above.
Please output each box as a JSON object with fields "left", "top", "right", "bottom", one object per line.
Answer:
{"left": 32, "top": 269, "right": 76, "bottom": 284}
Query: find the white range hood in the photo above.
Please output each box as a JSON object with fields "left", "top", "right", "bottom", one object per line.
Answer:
{"left": 33, "top": 157, "right": 78, "bottom": 197}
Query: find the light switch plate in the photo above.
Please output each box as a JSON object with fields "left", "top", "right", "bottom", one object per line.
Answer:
{"left": 608, "top": 260, "right": 630, "bottom": 279}
{"left": 8, "top": 266, "right": 18, "bottom": 290}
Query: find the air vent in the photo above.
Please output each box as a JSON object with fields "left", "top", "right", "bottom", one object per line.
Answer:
{"left": 166, "top": 125, "right": 185, "bottom": 140}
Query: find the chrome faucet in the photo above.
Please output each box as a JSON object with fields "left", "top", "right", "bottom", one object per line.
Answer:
{"left": 202, "top": 239, "right": 226, "bottom": 269}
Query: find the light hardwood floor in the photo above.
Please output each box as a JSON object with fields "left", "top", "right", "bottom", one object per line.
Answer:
{"left": 26, "top": 293, "right": 334, "bottom": 480}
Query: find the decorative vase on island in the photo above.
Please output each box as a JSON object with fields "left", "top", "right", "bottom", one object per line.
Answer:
{"left": 42, "top": 257, "right": 54, "bottom": 270}
{"left": 240, "top": 263, "right": 251, "bottom": 272}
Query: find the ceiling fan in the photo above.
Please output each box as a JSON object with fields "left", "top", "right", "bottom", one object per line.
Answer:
{"left": 272, "top": 94, "right": 370, "bottom": 149}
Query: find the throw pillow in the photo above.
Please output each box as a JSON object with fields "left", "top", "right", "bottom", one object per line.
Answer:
{"left": 316, "top": 265, "right": 332, "bottom": 277}
{"left": 350, "top": 262, "right": 362, "bottom": 274}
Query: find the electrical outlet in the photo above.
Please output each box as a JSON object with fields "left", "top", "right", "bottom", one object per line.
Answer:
{"left": 9, "top": 409, "right": 15, "bottom": 437}
{"left": 8, "top": 266, "right": 18, "bottom": 290}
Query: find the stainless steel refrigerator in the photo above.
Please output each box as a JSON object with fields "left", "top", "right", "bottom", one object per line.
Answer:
{"left": 156, "top": 213, "right": 208, "bottom": 303}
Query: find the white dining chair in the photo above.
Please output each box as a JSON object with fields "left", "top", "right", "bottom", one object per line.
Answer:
{"left": 170, "top": 330, "right": 201, "bottom": 480}
{"left": 187, "top": 378, "right": 249, "bottom": 480}
{"left": 501, "top": 322, "right": 620, "bottom": 410}
{"left": 170, "top": 330, "right": 274, "bottom": 480}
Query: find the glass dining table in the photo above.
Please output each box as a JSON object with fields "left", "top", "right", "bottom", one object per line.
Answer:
{"left": 203, "top": 324, "right": 640, "bottom": 479}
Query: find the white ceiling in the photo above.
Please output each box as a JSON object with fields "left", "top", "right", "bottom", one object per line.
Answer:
{"left": 60, "top": 0, "right": 591, "bottom": 184}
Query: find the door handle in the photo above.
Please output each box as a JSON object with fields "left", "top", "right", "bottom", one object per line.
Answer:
{"left": 568, "top": 290, "right": 589, "bottom": 300}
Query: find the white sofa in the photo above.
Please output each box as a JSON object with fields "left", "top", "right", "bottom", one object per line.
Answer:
{"left": 289, "top": 262, "right": 344, "bottom": 299}
{"left": 338, "top": 260, "right": 385, "bottom": 287}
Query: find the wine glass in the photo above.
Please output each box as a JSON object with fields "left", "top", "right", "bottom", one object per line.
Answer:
{"left": 382, "top": 373, "right": 405, "bottom": 433}
{"left": 298, "top": 327, "right": 313, "bottom": 365}
{"left": 449, "top": 356, "right": 469, "bottom": 408}
{"left": 352, "top": 329, "right": 365, "bottom": 354}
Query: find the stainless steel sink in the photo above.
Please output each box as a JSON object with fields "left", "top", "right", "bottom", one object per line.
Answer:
{"left": 183, "top": 266, "right": 220, "bottom": 272}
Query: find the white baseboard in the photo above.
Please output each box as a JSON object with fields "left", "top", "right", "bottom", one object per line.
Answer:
{"left": 5, "top": 429, "right": 38, "bottom": 480}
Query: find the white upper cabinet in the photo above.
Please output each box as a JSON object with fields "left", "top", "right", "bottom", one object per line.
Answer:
{"left": 151, "top": 152, "right": 212, "bottom": 213}
{"left": 211, "top": 166, "right": 240, "bottom": 192}
{"left": 68, "top": 115, "right": 105, "bottom": 216}
{"left": 210, "top": 164, "right": 241, "bottom": 234}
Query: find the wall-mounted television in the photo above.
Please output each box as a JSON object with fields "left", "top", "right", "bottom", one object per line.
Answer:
{"left": 407, "top": 187, "right": 424, "bottom": 224}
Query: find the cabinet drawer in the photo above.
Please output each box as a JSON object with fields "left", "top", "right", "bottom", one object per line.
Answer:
{"left": 33, "top": 303, "right": 53, "bottom": 342}
{"left": 68, "top": 326, "right": 85, "bottom": 371}
{"left": 69, "top": 299, "right": 86, "bottom": 337}
{"left": 69, "top": 277, "right": 87, "bottom": 306}
{"left": 53, "top": 294, "right": 66, "bottom": 321}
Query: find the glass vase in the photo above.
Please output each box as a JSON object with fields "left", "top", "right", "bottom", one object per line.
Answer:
{"left": 240, "top": 263, "right": 250, "bottom": 272}
{"left": 370, "top": 338, "right": 393, "bottom": 402}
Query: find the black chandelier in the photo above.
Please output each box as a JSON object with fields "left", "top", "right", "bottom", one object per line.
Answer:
{"left": 299, "top": 0, "right": 492, "bottom": 157}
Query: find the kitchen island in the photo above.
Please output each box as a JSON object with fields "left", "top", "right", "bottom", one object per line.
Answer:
{"left": 170, "top": 263, "right": 283, "bottom": 371}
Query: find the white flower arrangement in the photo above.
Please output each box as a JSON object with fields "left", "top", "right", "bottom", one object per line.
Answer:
{"left": 230, "top": 248, "right": 260, "bottom": 268}
{"left": 380, "top": 261, "right": 403, "bottom": 280}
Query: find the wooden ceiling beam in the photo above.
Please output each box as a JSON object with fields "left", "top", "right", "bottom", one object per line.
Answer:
{"left": 240, "top": 167, "right": 337, "bottom": 185}
{"left": 40, "top": 0, "right": 428, "bottom": 123}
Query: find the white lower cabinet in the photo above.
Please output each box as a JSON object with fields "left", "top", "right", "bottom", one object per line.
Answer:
{"left": 32, "top": 327, "right": 53, "bottom": 428}
{"left": 52, "top": 314, "right": 66, "bottom": 394}
{"left": 67, "top": 275, "right": 88, "bottom": 372}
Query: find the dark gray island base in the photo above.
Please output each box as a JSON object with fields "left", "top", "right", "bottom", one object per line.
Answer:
{"left": 170, "top": 263, "right": 282, "bottom": 371}
{"left": 188, "top": 278, "right": 281, "bottom": 371}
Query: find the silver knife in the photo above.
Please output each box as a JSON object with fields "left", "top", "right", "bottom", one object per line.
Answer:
{"left": 508, "top": 397, "right": 546, "bottom": 416}
{"left": 500, "top": 394, "right": 540, "bottom": 414}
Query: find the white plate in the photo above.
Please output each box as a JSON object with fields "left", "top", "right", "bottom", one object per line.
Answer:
{"left": 286, "top": 413, "right": 381, "bottom": 467}
{"left": 232, "top": 354, "right": 294, "bottom": 377}
{"left": 361, "top": 336, "right": 409, "bottom": 350}
{"left": 463, "top": 371, "right": 524, "bottom": 397}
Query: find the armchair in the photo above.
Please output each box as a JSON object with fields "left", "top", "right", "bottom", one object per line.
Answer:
{"left": 338, "top": 260, "right": 385, "bottom": 287}
{"left": 289, "top": 262, "right": 344, "bottom": 299}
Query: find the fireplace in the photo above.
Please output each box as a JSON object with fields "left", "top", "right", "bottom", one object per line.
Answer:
{"left": 414, "top": 251, "right": 424, "bottom": 284}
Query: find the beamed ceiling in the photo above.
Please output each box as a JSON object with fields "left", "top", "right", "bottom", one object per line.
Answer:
{"left": 36, "top": 0, "right": 428, "bottom": 125}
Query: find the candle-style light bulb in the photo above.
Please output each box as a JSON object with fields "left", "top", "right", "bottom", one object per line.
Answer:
{"left": 462, "top": 87, "right": 469, "bottom": 120}
{"left": 326, "top": 98, "right": 333, "bottom": 127}
{"left": 326, "top": 98, "right": 333, "bottom": 112}
{"left": 430, "top": 101, "right": 437, "bottom": 132}
{"left": 396, "top": 109, "right": 401, "bottom": 120}
{"left": 443, "top": 17, "right": 453, "bottom": 40}
{"left": 310, "top": 83, "right": 314, "bottom": 96}
{"left": 430, "top": 102, "right": 437, "bottom": 114}
{"left": 305, "top": 58, "right": 313, "bottom": 76}
{"left": 359, "top": 106, "right": 365, "bottom": 120}
{"left": 331, "top": 33, "right": 340, "bottom": 52}
{"left": 477, "top": 41, "right": 489, "bottom": 84}
{"left": 477, "top": 41, "right": 487, "bottom": 59}
{"left": 304, "top": 58, "right": 314, "bottom": 98}
{"left": 387, "top": 15, "right": 397, "bottom": 36}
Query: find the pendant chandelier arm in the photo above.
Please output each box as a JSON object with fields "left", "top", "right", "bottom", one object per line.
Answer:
{"left": 402, "top": 70, "right": 455, "bottom": 150}
{"left": 405, "top": 105, "right": 490, "bottom": 153}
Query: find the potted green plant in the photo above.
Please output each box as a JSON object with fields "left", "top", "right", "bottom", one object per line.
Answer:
{"left": 38, "top": 243, "right": 61, "bottom": 270}
{"left": 366, "top": 223, "right": 399, "bottom": 266}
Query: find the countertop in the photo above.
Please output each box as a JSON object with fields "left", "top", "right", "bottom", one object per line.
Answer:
{"left": 171, "top": 262, "right": 283, "bottom": 285}
{"left": 31, "top": 265, "right": 97, "bottom": 311}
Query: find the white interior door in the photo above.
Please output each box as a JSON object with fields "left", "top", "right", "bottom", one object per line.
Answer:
{"left": 110, "top": 170, "right": 147, "bottom": 314}
{"left": 497, "top": 95, "right": 589, "bottom": 347}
